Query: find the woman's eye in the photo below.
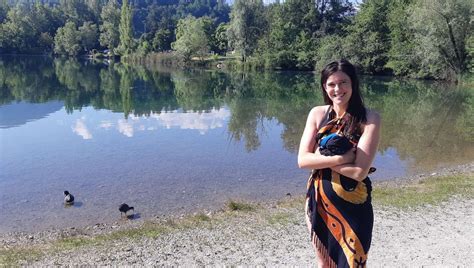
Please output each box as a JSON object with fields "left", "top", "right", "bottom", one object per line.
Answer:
{"left": 327, "top": 83, "right": 335, "bottom": 88}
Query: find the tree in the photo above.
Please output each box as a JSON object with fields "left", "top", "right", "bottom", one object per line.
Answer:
{"left": 79, "top": 21, "right": 99, "bottom": 52}
{"left": 344, "top": 0, "right": 391, "bottom": 74}
{"left": 227, "top": 0, "right": 265, "bottom": 62}
{"left": 54, "top": 21, "right": 81, "bottom": 56}
{"left": 152, "top": 29, "right": 173, "bottom": 52}
{"left": 386, "top": 0, "right": 417, "bottom": 76}
{"left": 146, "top": 4, "right": 176, "bottom": 52}
{"left": 410, "top": 0, "right": 473, "bottom": 79}
{"left": 214, "top": 22, "right": 228, "bottom": 55}
{"left": 172, "top": 16, "right": 209, "bottom": 61}
{"left": 317, "top": 0, "right": 354, "bottom": 36}
{"left": 0, "top": 6, "right": 36, "bottom": 52}
{"left": 466, "top": 35, "right": 474, "bottom": 73}
{"left": 85, "top": 0, "right": 102, "bottom": 24}
{"left": 99, "top": 0, "right": 120, "bottom": 51}
{"left": 0, "top": 0, "right": 8, "bottom": 23}
{"left": 59, "top": 0, "right": 96, "bottom": 26}
{"left": 116, "top": 0, "right": 134, "bottom": 56}
{"left": 314, "top": 35, "right": 347, "bottom": 72}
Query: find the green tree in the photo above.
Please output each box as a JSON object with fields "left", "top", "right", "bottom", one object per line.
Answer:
{"left": 227, "top": 0, "right": 265, "bottom": 62}
{"left": 85, "top": 0, "right": 102, "bottom": 24}
{"left": 172, "top": 16, "right": 209, "bottom": 61}
{"left": 59, "top": 0, "right": 96, "bottom": 26}
{"left": 116, "top": 0, "right": 134, "bottom": 56}
{"left": 466, "top": 35, "right": 474, "bottom": 73}
{"left": 136, "top": 37, "right": 152, "bottom": 56}
{"left": 344, "top": 0, "right": 391, "bottom": 74}
{"left": 39, "top": 32, "right": 55, "bottom": 51}
{"left": 214, "top": 22, "right": 228, "bottom": 55}
{"left": 255, "top": 0, "right": 353, "bottom": 70}
{"left": 152, "top": 28, "right": 173, "bottom": 52}
{"left": 79, "top": 21, "right": 99, "bottom": 52}
{"left": 410, "top": 0, "right": 473, "bottom": 79}
{"left": 314, "top": 35, "right": 347, "bottom": 72}
{"left": 54, "top": 21, "right": 81, "bottom": 56}
{"left": 145, "top": 4, "right": 176, "bottom": 52}
{"left": 386, "top": 0, "right": 417, "bottom": 76}
{"left": 0, "top": 0, "right": 9, "bottom": 23}
{"left": 99, "top": 0, "right": 120, "bottom": 51}
{"left": 0, "top": 6, "right": 36, "bottom": 52}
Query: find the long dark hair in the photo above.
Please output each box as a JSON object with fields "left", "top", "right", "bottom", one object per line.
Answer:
{"left": 320, "top": 59, "right": 367, "bottom": 125}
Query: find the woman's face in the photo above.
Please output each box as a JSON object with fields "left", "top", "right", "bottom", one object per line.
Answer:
{"left": 324, "top": 71, "right": 352, "bottom": 108}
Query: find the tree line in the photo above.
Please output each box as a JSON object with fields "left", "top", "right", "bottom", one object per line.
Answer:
{"left": 0, "top": 0, "right": 472, "bottom": 80}
{"left": 0, "top": 0, "right": 230, "bottom": 56}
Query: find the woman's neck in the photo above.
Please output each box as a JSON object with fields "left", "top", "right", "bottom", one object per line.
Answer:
{"left": 332, "top": 105, "right": 347, "bottom": 118}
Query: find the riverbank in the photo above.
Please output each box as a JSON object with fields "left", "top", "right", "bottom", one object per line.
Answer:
{"left": 1, "top": 163, "right": 472, "bottom": 266}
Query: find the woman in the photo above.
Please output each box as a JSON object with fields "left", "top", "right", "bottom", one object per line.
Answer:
{"left": 298, "top": 59, "right": 381, "bottom": 267}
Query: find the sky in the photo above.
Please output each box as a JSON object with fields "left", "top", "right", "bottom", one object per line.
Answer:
{"left": 226, "top": 0, "right": 361, "bottom": 5}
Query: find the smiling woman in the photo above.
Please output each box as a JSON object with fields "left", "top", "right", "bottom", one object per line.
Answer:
{"left": 298, "top": 59, "right": 381, "bottom": 267}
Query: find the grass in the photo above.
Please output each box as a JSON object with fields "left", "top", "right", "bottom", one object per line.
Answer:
{"left": 0, "top": 248, "right": 43, "bottom": 267}
{"left": 192, "top": 213, "right": 211, "bottom": 222}
{"left": 226, "top": 200, "right": 256, "bottom": 211}
{"left": 266, "top": 212, "right": 296, "bottom": 225}
{"left": 372, "top": 174, "right": 473, "bottom": 208}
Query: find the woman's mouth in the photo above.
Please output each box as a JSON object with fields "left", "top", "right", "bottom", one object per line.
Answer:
{"left": 332, "top": 93, "right": 346, "bottom": 98}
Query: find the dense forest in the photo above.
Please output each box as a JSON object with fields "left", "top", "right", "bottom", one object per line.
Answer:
{"left": 0, "top": 0, "right": 472, "bottom": 80}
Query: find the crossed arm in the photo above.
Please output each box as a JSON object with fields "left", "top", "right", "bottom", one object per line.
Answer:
{"left": 297, "top": 106, "right": 381, "bottom": 182}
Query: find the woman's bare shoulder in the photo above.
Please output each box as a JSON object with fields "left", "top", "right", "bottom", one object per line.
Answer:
{"left": 308, "top": 105, "right": 330, "bottom": 129}
{"left": 309, "top": 105, "right": 330, "bottom": 116}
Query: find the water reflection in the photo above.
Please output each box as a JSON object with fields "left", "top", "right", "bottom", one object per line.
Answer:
{"left": 69, "top": 108, "right": 231, "bottom": 140}
{"left": 0, "top": 56, "right": 472, "bottom": 172}
{"left": 0, "top": 101, "right": 63, "bottom": 128}
{"left": 364, "top": 78, "right": 474, "bottom": 170}
{"left": 1, "top": 56, "right": 473, "bottom": 232}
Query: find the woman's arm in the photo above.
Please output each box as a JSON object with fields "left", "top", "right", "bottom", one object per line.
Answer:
{"left": 298, "top": 106, "right": 355, "bottom": 170}
{"left": 330, "top": 110, "right": 381, "bottom": 181}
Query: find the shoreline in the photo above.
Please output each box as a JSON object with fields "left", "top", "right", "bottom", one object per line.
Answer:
{"left": 1, "top": 163, "right": 472, "bottom": 266}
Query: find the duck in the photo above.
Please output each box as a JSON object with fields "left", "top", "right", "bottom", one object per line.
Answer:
{"left": 64, "top": 190, "right": 74, "bottom": 205}
{"left": 119, "top": 203, "right": 134, "bottom": 217}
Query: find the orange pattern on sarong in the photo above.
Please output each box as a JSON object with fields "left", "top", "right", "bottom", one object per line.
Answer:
{"left": 317, "top": 177, "right": 368, "bottom": 267}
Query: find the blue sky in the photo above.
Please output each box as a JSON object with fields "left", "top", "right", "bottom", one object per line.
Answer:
{"left": 226, "top": 0, "right": 360, "bottom": 5}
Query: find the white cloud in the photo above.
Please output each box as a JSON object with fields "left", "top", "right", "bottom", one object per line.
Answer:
{"left": 72, "top": 118, "right": 92, "bottom": 140}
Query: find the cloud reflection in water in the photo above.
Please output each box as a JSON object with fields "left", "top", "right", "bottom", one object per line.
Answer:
{"left": 72, "top": 108, "right": 230, "bottom": 138}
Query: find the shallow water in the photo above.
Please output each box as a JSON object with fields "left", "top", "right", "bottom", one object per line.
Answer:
{"left": 0, "top": 56, "right": 472, "bottom": 232}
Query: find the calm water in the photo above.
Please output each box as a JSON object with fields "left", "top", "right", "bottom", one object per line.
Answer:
{"left": 0, "top": 56, "right": 472, "bottom": 233}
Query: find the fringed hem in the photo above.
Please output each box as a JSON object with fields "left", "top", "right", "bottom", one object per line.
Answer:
{"left": 311, "top": 231, "right": 337, "bottom": 268}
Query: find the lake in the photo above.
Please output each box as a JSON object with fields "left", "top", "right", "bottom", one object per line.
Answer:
{"left": 0, "top": 56, "right": 472, "bottom": 233}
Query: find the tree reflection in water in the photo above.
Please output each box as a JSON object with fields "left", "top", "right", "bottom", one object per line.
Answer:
{"left": 0, "top": 55, "right": 472, "bottom": 170}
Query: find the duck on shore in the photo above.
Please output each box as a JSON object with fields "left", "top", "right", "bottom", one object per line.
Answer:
{"left": 64, "top": 191, "right": 74, "bottom": 205}
{"left": 119, "top": 203, "right": 134, "bottom": 217}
